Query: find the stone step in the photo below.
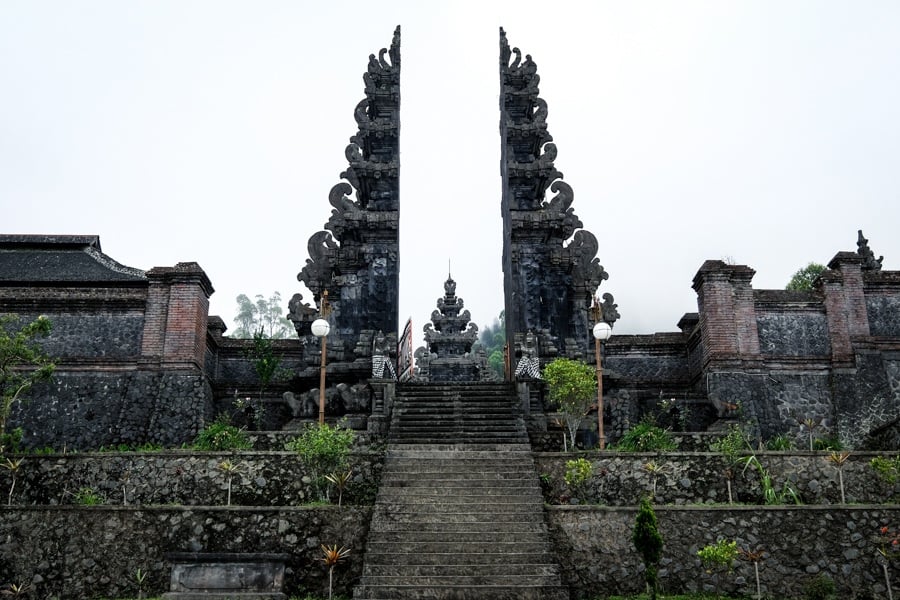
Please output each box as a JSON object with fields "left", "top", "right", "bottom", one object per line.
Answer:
{"left": 377, "top": 483, "right": 539, "bottom": 493}
{"left": 354, "top": 583, "right": 569, "bottom": 600}
{"left": 361, "top": 563, "right": 560, "bottom": 578}
{"left": 366, "top": 531, "right": 549, "bottom": 544}
{"left": 370, "top": 510, "right": 546, "bottom": 525}
{"left": 366, "top": 521, "right": 548, "bottom": 534}
{"left": 360, "top": 551, "right": 559, "bottom": 566}
{"left": 379, "top": 471, "right": 536, "bottom": 481}
{"left": 385, "top": 443, "right": 533, "bottom": 454}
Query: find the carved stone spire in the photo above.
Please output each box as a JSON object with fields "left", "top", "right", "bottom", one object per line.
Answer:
{"left": 292, "top": 26, "right": 401, "bottom": 384}
{"left": 499, "top": 28, "right": 614, "bottom": 361}
{"left": 857, "top": 229, "right": 883, "bottom": 271}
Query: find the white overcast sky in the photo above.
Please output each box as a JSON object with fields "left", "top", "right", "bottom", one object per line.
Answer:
{"left": 3, "top": 1, "right": 899, "bottom": 340}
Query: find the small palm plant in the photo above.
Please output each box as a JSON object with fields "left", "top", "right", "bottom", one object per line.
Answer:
{"left": 325, "top": 470, "right": 352, "bottom": 507}
{"left": 739, "top": 546, "right": 765, "bottom": 600}
{"left": 827, "top": 451, "right": 851, "bottom": 504}
{"left": 321, "top": 544, "right": 350, "bottom": 600}
{"left": 135, "top": 567, "right": 148, "bottom": 600}
{"left": 217, "top": 459, "right": 247, "bottom": 506}
{"left": 0, "top": 582, "right": 31, "bottom": 597}
{"left": 2, "top": 457, "right": 23, "bottom": 506}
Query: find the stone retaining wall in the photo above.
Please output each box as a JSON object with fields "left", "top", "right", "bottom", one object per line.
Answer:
{"left": 536, "top": 452, "right": 900, "bottom": 506}
{"left": 0, "top": 505, "right": 370, "bottom": 600}
{"left": 548, "top": 505, "right": 900, "bottom": 599}
{"left": 0, "top": 451, "right": 385, "bottom": 507}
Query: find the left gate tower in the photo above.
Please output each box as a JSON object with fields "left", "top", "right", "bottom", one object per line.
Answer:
{"left": 291, "top": 26, "right": 401, "bottom": 385}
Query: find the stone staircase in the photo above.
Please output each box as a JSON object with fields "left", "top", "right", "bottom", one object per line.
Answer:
{"left": 354, "top": 383, "right": 568, "bottom": 600}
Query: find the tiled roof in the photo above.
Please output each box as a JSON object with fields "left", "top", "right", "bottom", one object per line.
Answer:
{"left": 0, "top": 235, "right": 146, "bottom": 283}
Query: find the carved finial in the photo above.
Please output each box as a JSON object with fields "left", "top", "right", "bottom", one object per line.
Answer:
{"left": 857, "top": 229, "right": 883, "bottom": 271}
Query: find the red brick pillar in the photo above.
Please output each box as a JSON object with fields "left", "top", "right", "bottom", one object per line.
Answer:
{"left": 692, "top": 260, "right": 760, "bottom": 368}
{"left": 822, "top": 252, "right": 869, "bottom": 366}
{"left": 140, "top": 263, "right": 214, "bottom": 369}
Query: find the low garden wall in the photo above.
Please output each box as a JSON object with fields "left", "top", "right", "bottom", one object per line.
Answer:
{"left": 0, "top": 451, "right": 385, "bottom": 506}
{"left": 548, "top": 505, "right": 900, "bottom": 600}
{"left": 536, "top": 451, "right": 899, "bottom": 505}
{"left": 0, "top": 505, "right": 370, "bottom": 599}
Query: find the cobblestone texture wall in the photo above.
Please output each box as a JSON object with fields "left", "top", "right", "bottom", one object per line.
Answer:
{"left": 756, "top": 312, "right": 830, "bottom": 356}
{"left": 0, "top": 506, "right": 370, "bottom": 600}
{"left": 535, "top": 452, "right": 900, "bottom": 506}
{"left": 11, "top": 311, "right": 145, "bottom": 359}
{"left": 548, "top": 505, "right": 900, "bottom": 600}
{"left": 9, "top": 371, "right": 215, "bottom": 450}
{"left": 868, "top": 295, "right": 900, "bottom": 337}
{"left": 0, "top": 451, "right": 384, "bottom": 507}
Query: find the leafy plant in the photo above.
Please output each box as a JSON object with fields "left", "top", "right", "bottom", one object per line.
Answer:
{"left": 803, "top": 573, "right": 836, "bottom": 600}
{"left": 740, "top": 455, "right": 800, "bottom": 505}
{"left": 135, "top": 567, "right": 148, "bottom": 600}
{"left": 193, "top": 415, "right": 252, "bottom": 451}
{"left": 287, "top": 423, "right": 355, "bottom": 502}
{"left": 813, "top": 436, "right": 843, "bottom": 451}
{"left": 0, "top": 427, "right": 23, "bottom": 453}
{"left": 710, "top": 425, "right": 751, "bottom": 504}
{"left": 563, "top": 458, "right": 593, "bottom": 502}
{"left": 0, "top": 315, "right": 55, "bottom": 438}
{"left": 616, "top": 417, "right": 677, "bottom": 452}
{"left": 0, "top": 582, "right": 32, "bottom": 597}
{"left": 796, "top": 416, "right": 823, "bottom": 451}
{"left": 632, "top": 496, "right": 663, "bottom": 599}
{"left": 871, "top": 456, "right": 900, "bottom": 485}
{"left": 698, "top": 538, "right": 738, "bottom": 598}
{"left": 765, "top": 434, "right": 794, "bottom": 451}
{"left": 2, "top": 457, "right": 23, "bottom": 505}
{"left": 321, "top": 544, "right": 350, "bottom": 600}
{"left": 74, "top": 486, "right": 104, "bottom": 505}
{"left": 542, "top": 358, "right": 597, "bottom": 451}
{"left": 324, "top": 470, "right": 352, "bottom": 507}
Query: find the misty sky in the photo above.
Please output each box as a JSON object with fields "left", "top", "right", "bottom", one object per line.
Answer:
{"left": 3, "top": 1, "right": 899, "bottom": 341}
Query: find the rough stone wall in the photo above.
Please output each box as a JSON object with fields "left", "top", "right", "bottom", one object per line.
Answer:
{"left": 756, "top": 311, "right": 830, "bottom": 356}
{"left": 6, "top": 310, "right": 144, "bottom": 359}
{"left": 548, "top": 505, "right": 900, "bottom": 599}
{"left": 867, "top": 295, "right": 900, "bottom": 337}
{"left": 9, "top": 371, "right": 214, "bottom": 450}
{"left": 0, "top": 506, "right": 371, "bottom": 600}
{"left": 535, "top": 452, "right": 900, "bottom": 506}
{"left": 0, "top": 451, "right": 384, "bottom": 507}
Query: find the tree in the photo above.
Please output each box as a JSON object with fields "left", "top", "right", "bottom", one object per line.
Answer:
{"left": 0, "top": 315, "right": 55, "bottom": 437}
{"left": 232, "top": 292, "right": 292, "bottom": 339}
{"left": 542, "top": 358, "right": 597, "bottom": 450}
{"left": 786, "top": 262, "right": 826, "bottom": 291}
{"left": 472, "top": 310, "right": 505, "bottom": 379}
{"left": 633, "top": 496, "right": 664, "bottom": 599}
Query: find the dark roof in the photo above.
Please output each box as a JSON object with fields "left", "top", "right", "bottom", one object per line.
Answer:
{"left": 0, "top": 235, "right": 146, "bottom": 283}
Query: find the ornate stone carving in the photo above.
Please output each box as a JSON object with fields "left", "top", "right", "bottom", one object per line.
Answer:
{"left": 500, "top": 28, "right": 617, "bottom": 361}
{"left": 857, "top": 229, "right": 883, "bottom": 271}
{"left": 294, "top": 27, "right": 401, "bottom": 391}
{"left": 415, "top": 276, "right": 486, "bottom": 382}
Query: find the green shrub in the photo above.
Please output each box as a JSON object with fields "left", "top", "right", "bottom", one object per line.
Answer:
{"left": 0, "top": 427, "right": 23, "bottom": 452}
{"left": 564, "top": 457, "right": 593, "bottom": 488}
{"left": 765, "top": 434, "right": 795, "bottom": 451}
{"left": 632, "top": 496, "right": 663, "bottom": 599}
{"left": 74, "top": 487, "right": 104, "bottom": 505}
{"left": 804, "top": 573, "right": 836, "bottom": 600}
{"left": 697, "top": 538, "right": 738, "bottom": 572}
{"left": 287, "top": 423, "right": 355, "bottom": 502}
{"left": 616, "top": 418, "right": 677, "bottom": 452}
{"left": 193, "top": 415, "right": 252, "bottom": 451}
{"left": 813, "top": 436, "right": 843, "bottom": 451}
{"left": 870, "top": 456, "right": 900, "bottom": 485}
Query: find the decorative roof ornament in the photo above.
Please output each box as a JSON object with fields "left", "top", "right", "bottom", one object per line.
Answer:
{"left": 857, "top": 230, "right": 883, "bottom": 271}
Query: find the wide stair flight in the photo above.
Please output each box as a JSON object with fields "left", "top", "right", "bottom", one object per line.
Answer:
{"left": 354, "top": 382, "right": 568, "bottom": 600}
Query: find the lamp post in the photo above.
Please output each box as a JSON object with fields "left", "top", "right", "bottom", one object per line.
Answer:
{"left": 311, "top": 290, "right": 331, "bottom": 426}
{"left": 592, "top": 304, "right": 612, "bottom": 450}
